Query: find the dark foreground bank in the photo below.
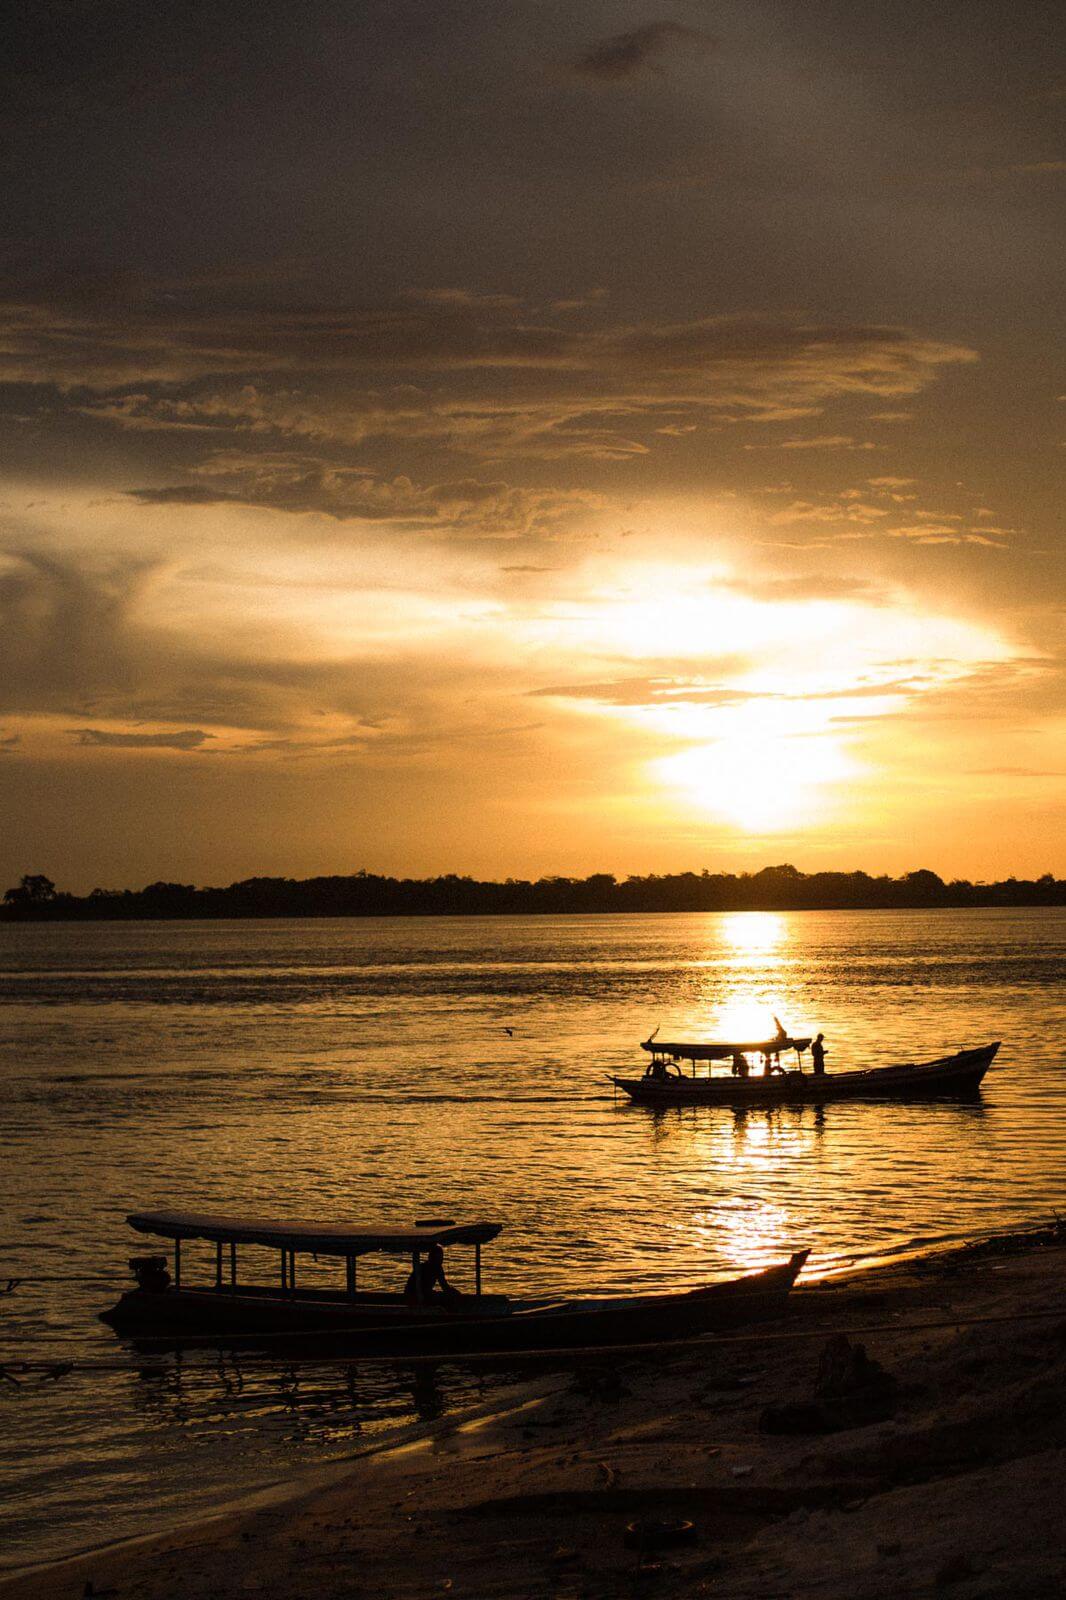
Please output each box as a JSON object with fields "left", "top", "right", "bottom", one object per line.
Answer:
{"left": 3, "top": 1223, "right": 1064, "bottom": 1600}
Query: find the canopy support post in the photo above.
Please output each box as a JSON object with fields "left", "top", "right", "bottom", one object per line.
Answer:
{"left": 475, "top": 1241, "right": 482, "bottom": 1298}
{"left": 280, "top": 1249, "right": 287, "bottom": 1294}
{"left": 229, "top": 1242, "right": 236, "bottom": 1288}
{"left": 215, "top": 1240, "right": 223, "bottom": 1291}
{"left": 174, "top": 1238, "right": 181, "bottom": 1291}
{"left": 289, "top": 1251, "right": 296, "bottom": 1293}
{"left": 411, "top": 1250, "right": 422, "bottom": 1305}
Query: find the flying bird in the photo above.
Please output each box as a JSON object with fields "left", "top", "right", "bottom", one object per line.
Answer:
{"left": 502, "top": 1027, "right": 514, "bottom": 1036}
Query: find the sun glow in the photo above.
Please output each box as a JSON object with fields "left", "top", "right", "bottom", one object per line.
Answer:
{"left": 657, "top": 735, "right": 856, "bottom": 829}
{"left": 520, "top": 552, "right": 1017, "bottom": 838}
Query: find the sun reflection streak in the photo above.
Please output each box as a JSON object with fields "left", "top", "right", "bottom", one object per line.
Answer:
{"left": 690, "top": 1108, "right": 817, "bottom": 1271}
{"left": 720, "top": 912, "right": 786, "bottom": 957}
{"left": 694, "top": 1193, "right": 793, "bottom": 1274}
{"left": 698, "top": 913, "right": 791, "bottom": 1040}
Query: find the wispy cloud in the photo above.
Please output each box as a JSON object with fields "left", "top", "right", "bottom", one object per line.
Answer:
{"left": 530, "top": 672, "right": 931, "bottom": 709}
{"left": 0, "top": 282, "right": 977, "bottom": 479}
{"left": 128, "top": 456, "right": 604, "bottom": 536}
{"left": 571, "top": 21, "right": 716, "bottom": 83}
{"left": 744, "top": 435, "right": 881, "bottom": 452}
{"left": 529, "top": 675, "right": 749, "bottom": 708}
{"left": 68, "top": 727, "right": 213, "bottom": 750}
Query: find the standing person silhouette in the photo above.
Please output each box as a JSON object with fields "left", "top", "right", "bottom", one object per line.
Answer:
{"left": 811, "top": 1033, "right": 828, "bottom": 1076}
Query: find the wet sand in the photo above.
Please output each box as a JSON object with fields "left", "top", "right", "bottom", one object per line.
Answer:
{"left": 4, "top": 1227, "right": 1064, "bottom": 1599}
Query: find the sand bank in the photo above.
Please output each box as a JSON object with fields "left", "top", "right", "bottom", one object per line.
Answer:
{"left": 4, "top": 1227, "right": 1064, "bottom": 1599}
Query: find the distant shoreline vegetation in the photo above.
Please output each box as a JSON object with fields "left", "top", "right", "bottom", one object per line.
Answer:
{"left": 2, "top": 866, "right": 1065, "bottom": 921}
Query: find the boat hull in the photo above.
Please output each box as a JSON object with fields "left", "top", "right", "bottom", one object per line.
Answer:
{"left": 612, "top": 1043, "right": 999, "bottom": 1108}
{"left": 100, "top": 1252, "right": 809, "bottom": 1356}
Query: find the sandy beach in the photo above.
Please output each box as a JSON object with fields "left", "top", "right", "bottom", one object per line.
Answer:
{"left": 3, "top": 1226, "right": 1064, "bottom": 1600}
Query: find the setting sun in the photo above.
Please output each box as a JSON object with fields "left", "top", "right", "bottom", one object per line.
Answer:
{"left": 656, "top": 734, "right": 856, "bottom": 830}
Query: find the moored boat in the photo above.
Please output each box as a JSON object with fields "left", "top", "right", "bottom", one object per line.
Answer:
{"left": 613, "top": 1041, "right": 1000, "bottom": 1107}
{"left": 100, "top": 1210, "right": 809, "bottom": 1355}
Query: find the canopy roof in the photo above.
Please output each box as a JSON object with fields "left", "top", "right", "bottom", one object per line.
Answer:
{"left": 128, "top": 1210, "right": 502, "bottom": 1256}
{"left": 641, "top": 1036, "right": 812, "bottom": 1062}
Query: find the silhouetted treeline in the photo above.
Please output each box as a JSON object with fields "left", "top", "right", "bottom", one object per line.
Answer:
{"left": 3, "top": 864, "right": 1066, "bottom": 921}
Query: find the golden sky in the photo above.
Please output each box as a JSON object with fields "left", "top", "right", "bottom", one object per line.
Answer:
{"left": 1, "top": 2, "right": 1063, "bottom": 889}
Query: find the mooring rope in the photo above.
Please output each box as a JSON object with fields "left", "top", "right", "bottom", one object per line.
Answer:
{"left": 1, "top": 1302, "right": 1064, "bottom": 1384}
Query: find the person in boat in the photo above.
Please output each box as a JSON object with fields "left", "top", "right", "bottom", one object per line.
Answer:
{"left": 811, "top": 1033, "right": 827, "bottom": 1075}
{"left": 767, "top": 1052, "right": 786, "bottom": 1076}
{"left": 405, "top": 1243, "right": 461, "bottom": 1308}
{"left": 731, "top": 1050, "right": 750, "bottom": 1078}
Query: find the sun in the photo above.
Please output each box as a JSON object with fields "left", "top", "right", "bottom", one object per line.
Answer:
{"left": 656, "top": 734, "right": 855, "bottom": 831}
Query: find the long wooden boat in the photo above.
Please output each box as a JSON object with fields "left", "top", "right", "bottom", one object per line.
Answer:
{"left": 613, "top": 1041, "right": 1000, "bottom": 1108}
{"left": 100, "top": 1211, "right": 809, "bottom": 1355}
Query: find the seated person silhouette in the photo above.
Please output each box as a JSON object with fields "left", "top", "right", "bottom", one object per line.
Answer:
{"left": 405, "top": 1243, "right": 461, "bottom": 1308}
{"left": 731, "top": 1051, "right": 750, "bottom": 1078}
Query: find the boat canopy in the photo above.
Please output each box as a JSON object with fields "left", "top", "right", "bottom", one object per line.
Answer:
{"left": 641, "top": 1036, "right": 812, "bottom": 1061}
{"left": 127, "top": 1211, "right": 503, "bottom": 1257}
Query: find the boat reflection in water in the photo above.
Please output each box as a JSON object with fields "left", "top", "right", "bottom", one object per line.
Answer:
{"left": 129, "top": 1344, "right": 461, "bottom": 1443}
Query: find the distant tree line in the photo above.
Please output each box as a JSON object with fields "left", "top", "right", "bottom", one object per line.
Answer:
{"left": 3, "top": 864, "right": 1065, "bottom": 921}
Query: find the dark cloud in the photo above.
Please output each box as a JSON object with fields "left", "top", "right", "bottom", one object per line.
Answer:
{"left": 0, "top": 548, "right": 161, "bottom": 716}
{"left": 0, "top": 284, "right": 977, "bottom": 511}
{"left": 128, "top": 458, "right": 603, "bottom": 536}
{"left": 126, "top": 485, "right": 246, "bottom": 506}
{"left": 69, "top": 727, "right": 213, "bottom": 750}
{"left": 0, "top": 284, "right": 975, "bottom": 398}
{"left": 572, "top": 21, "right": 715, "bottom": 82}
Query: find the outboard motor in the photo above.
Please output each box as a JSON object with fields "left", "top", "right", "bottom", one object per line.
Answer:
{"left": 129, "top": 1253, "right": 171, "bottom": 1293}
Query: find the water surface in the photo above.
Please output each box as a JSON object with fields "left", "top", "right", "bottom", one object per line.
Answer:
{"left": 1, "top": 908, "right": 1063, "bottom": 1567}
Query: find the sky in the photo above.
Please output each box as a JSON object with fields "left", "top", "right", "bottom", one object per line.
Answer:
{"left": 1, "top": 0, "right": 1064, "bottom": 891}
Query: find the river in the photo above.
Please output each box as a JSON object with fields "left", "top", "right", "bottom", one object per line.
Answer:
{"left": 1, "top": 908, "right": 1063, "bottom": 1567}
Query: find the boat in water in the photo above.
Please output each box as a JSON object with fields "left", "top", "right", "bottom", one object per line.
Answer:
{"left": 612, "top": 1040, "right": 1000, "bottom": 1107}
{"left": 100, "top": 1210, "right": 809, "bottom": 1355}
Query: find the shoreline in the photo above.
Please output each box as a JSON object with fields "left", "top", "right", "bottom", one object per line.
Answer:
{"left": 5, "top": 903, "right": 1066, "bottom": 925}
{"left": 0, "top": 1380, "right": 565, "bottom": 1585}
{"left": 4, "top": 1220, "right": 1063, "bottom": 1599}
